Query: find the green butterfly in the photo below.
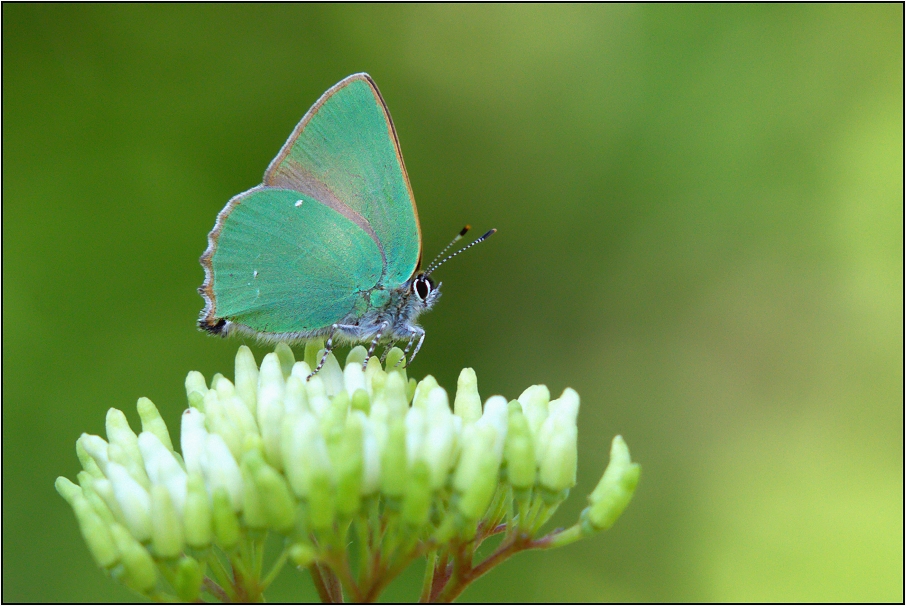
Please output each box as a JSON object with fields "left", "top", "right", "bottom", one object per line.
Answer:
{"left": 199, "top": 73, "right": 494, "bottom": 376}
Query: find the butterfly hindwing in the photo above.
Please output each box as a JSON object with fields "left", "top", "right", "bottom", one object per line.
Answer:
{"left": 264, "top": 73, "right": 422, "bottom": 288}
{"left": 200, "top": 187, "right": 382, "bottom": 336}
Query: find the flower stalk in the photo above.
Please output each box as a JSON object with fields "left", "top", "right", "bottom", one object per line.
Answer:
{"left": 57, "top": 343, "right": 639, "bottom": 602}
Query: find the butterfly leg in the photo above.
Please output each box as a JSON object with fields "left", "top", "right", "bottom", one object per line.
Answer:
{"left": 394, "top": 333, "right": 416, "bottom": 368}
{"left": 309, "top": 324, "right": 359, "bottom": 380}
{"left": 403, "top": 326, "right": 426, "bottom": 367}
{"left": 379, "top": 342, "right": 398, "bottom": 365}
{"left": 363, "top": 321, "right": 391, "bottom": 370}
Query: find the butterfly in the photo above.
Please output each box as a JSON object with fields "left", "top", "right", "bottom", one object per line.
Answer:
{"left": 198, "top": 73, "right": 494, "bottom": 377}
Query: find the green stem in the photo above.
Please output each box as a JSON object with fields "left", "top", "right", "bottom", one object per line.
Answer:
{"left": 541, "top": 524, "right": 583, "bottom": 549}
{"left": 419, "top": 551, "right": 437, "bottom": 603}
{"left": 205, "top": 552, "right": 235, "bottom": 600}
{"left": 260, "top": 545, "right": 290, "bottom": 591}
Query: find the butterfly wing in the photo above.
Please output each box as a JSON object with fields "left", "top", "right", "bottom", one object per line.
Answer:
{"left": 263, "top": 73, "right": 422, "bottom": 288}
{"left": 199, "top": 186, "right": 382, "bottom": 336}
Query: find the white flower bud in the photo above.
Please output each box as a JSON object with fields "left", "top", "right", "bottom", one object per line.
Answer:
{"left": 138, "top": 432, "right": 187, "bottom": 514}
{"left": 234, "top": 345, "right": 259, "bottom": 415}
{"left": 180, "top": 408, "right": 208, "bottom": 476}
{"left": 453, "top": 368, "right": 482, "bottom": 424}
{"left": 106, "top": 461, "right": 152, "bottom": 542}
{"left": 204, "top": 433, "right": 243, "bottom": 511}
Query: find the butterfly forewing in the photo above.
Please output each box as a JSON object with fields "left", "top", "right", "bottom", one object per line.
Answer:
{"left": 264, "top": 74, "right": 422, "bottom": 288}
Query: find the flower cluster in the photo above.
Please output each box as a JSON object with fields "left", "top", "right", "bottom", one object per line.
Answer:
{"left": 56, "top": 343, "right": 639, "bottom": 603}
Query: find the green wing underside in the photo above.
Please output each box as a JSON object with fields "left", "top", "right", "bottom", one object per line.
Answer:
{"left": 265, "top": 75, "right": 421, "bottom": 287}
{"left": 211, "top": 188, "right": 382, "bottom": 333}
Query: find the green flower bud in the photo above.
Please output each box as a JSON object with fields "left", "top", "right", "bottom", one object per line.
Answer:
{"left": 248, "top": 451, "right": 296, "bottom": 533}
{"left": 303, "top": 339, "right": 325, "bottom": 373}
{"left": 110, "top": 523, "right": 157, "bottom": 593}
{"left": 453, "top": 424, "right": 500, "bottom": 520}
{"left": 240, "top": 451, "right": 268, "bottom": 530}
{"left": 549, "top": 388, "right": 579, "bottom": 424}
{"left": 174, "top": 556, "right": 204, "bottom": 602}
{"left": 317, "top": 350, "right": 344, "bottom": 397}
{"left": 412, "top": 375, "right": 440, "bottom": 409}
{"left": 136, "top": 397, "right": 173, "bottom": 452}
{"left": 422, "top": 388, "right": 456, "bottom": 490}
{"left": 453, "top": 368, "right": 481, "bottom": 424}
{"left": 289, "top": 542, "right": 317, "bottom": 568}
{"left": 76, "top": 436, "right": 104, "bottom": 479}
{"left": 402, "top": 460, "right": 432, "bottom": 528}
{"left": 383, "top": 371, "right": 409, "bottom": 418}
{"left": 307, "top": 469, "right": 334, "bottom": 532}
{"left": 55, "top": 476, "right": 81, "bottom": 505}
{"left": 381, "top": 419, "right": 407, "bottom": 499}
{"left": 538, "top": 419, "right": 577, "bottom": 493}
{"left": 183, "top": 473, "right": 212, "bottom": 548}
{"left": 204, "top": 392, "right": 243, "bottom": 462}
{"left": 91, "top": 478, "right": 127, "bottom": 529}
{"left": 504, "top": 405, "right": 536, "bottom": 490}
{"left": 212, "top": 487, "right": 240, "bottom": 550}
{"left": 78, "top": 433, "right": 110, "bottom": 474}
{"left": 106, "top": 409, "right": 151, "bottom": 489}
{"left": 351, "top": 388, "right": 370, "bottom": 415}
{"left": 185, "top": 371, "right": 208, "bottom": 411}
{"left": 79, "top": 478, "right": 117, "bottom": 525}
{"left": 233, "top": 346, "right": 259, "bottom": 416}
{"left": 150, "top": 484, "right": 184, "bottom": 559}
{"left": 334, "top": 414, "right": 364, "bottom": 518}
{"left": 583, "top": 436, "right": 640, "bottom": 531}
{"left": 477, "top": 396, "right": 508, "bottom": 461}
{"left": 517, "top": 384, "right": 550, "bottom": 439}
{"left": 383, "top": 347, "right": 407, "bottom": 382}
{"left": 275, "top": 342, "right": 295, "bottom": 378}
{"left": 367, "top": 365, "right": 387, "bottom": 399}
{"left": 321, "top": 389, "right": 350, "bottom": 446}
{"left": 212, "top": 374, "right": 235, "bottom": 399}
{"left": 282, "top": 412, "right": 325, "bottom": 498}
{"left": 346, "top": 345, "right": 368, "bottom": 368}
{"left": 69, "top": 492, "right": 119, "bottom": 568}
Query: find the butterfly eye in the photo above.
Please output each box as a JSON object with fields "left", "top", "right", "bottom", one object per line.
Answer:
{"left": 413, "top": 275, "right": 433, "bottom": 301}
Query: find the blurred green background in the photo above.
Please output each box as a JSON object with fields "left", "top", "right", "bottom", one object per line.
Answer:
{"left": 3, "top": 4, "right": 902, "bottom": 602}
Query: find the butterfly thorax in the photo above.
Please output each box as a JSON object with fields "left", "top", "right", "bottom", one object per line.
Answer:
{"left": 332, "top": 274, "right": 441, "bottom": 344}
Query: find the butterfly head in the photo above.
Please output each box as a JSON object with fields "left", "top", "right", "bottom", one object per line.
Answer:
{"left": 411, "top": 273, "right": 441, "bottom": 309}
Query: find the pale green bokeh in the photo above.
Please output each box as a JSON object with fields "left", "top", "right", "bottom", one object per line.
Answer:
{"left": 3, "top": 4, "right": 901, "bottom": 602}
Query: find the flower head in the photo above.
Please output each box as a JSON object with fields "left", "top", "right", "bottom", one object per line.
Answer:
{"left": 57, "top": 343, "right": 638, "bottom": 603}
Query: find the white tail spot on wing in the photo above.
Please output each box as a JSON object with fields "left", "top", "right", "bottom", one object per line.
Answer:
{"left": 295, "top": 200, "right": 304, "bottom": 207}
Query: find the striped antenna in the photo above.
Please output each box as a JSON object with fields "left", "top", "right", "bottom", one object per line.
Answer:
{"left": 425, "top": 228, "right": 497, "bottom": 277}
{"left": 425, "top": 225, "right": 471, "bottom": 274}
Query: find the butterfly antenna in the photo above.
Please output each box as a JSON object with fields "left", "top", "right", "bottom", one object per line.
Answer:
{"left": 425, "top": 228, "right": 497, "bottom": 277}
{"left": 425, "top": 225, "right": 471, "bottom": 274}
